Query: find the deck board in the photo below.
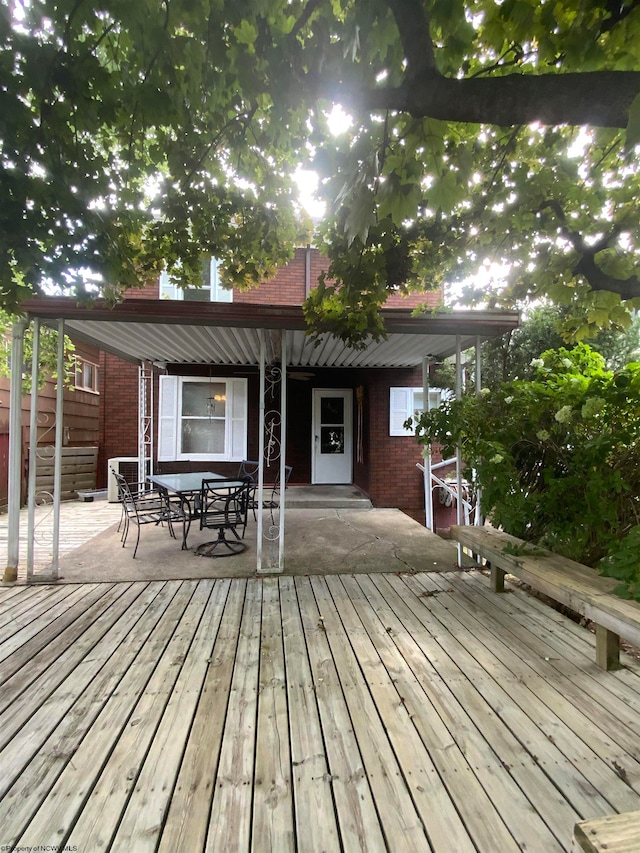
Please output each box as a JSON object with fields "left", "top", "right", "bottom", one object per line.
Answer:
{"left": 410, "top": 572, "right": 640, "bottom": 819}
{"left": 2, "top": 570, "right": 640, "bottom": 852}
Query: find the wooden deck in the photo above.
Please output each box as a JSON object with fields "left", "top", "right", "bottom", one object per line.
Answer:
{"left": 2, "top": 569, "right": 640, "bottom": 852}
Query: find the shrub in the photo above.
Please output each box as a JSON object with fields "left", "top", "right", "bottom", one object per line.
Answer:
{"left": 413, "top": 344, "right": 640, "bottom": 598}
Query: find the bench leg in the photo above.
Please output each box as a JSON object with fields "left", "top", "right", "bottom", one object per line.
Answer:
{"left": 595, "top": 624, "right": 621, "bottom": 670}
{"left": 490, "top": 563, "right": 506, "bottom": 593}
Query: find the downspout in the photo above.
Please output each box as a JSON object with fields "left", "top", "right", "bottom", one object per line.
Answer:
{"left": 4, "top": 319, "right": 27, "bottom": 582}
{"left": 305, "top": 245, "right": 311, "bottom": 297}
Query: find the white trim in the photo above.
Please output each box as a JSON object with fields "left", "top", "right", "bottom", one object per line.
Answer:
{"left": 312, "top": 388, "right": 353, "bottom": 484}
{"left": 389, "top": 386, "right": 451, "bottom": 436}
{"left": 159, "top": 258, "right": 233, "bottom": 303}
{"left": 157, "top": 375, "right": 248, "bottom": 462}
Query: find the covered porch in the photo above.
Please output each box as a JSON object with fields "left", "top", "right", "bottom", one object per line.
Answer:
{"left": 4, "top": 299, "right": 518, "bottom": 580}
{"left": 2, "top": 564, "right": 640, "bottom": 852}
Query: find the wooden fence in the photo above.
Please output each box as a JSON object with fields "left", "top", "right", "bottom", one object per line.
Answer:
{"left": 32, "top": 446, "right": 99, "bottom": 501}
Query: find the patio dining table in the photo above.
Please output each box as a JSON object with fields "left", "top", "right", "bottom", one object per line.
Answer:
{"left": 148, "top": 471, "right": 225, "bottom": 549}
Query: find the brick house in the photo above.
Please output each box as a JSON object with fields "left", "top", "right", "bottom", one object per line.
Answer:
{"left": 80, "top": 246, "right": 514, "bottom": 520}
{"left": 9, "top": 246, "right": 517, "bottom": 577}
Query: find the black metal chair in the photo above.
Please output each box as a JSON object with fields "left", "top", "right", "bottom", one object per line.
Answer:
{"left": 265, "top": 464, "right": 293, "bottom": 515}
{"left": 112, "top": 469, "right": 186, "bottom": 558}
{"left": 237, "top": 460, "right": 293, "bottom": 522}
{"left": 195, "top": 477, "right": 252, "bottom": 558}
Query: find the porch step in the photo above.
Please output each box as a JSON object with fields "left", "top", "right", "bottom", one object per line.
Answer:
{"left": 285, "top": 485, "right": 372, "bottom": 510}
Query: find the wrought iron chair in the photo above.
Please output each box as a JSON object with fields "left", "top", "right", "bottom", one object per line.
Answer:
{"left": 237, "top": 460, "right": 293, "bottom": 522}
{"left": 195, "top": 477, "right": 252, "bottom": 558}
{"left": 112, "top": 469, "right": 186, "bottom": 558}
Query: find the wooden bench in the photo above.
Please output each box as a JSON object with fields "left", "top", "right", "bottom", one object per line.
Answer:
{"left": 450, "top": 525, "right": 640, "bottom": 671}
{"left": 574, "top": 809, "right": 640, "bottom": 852}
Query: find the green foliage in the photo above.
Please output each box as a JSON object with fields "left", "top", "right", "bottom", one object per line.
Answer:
{"left": 313, "top": 2, "right": 640, "bottom": 339}
{"left": 2, "top": 1, "right": 640, "bottom": 347}
{"left": 1, "top": 0, "right": 309, "bottom": 309}
{"left": 414, "top": 344, "right": 640, "bottom": 596}
{"left": 600, "top": 527, "right": 640, "bottom": 601}
{"left": 0, "top": 312, "right": 75, "bottom": 393}
{"left": 480, "top": 305, "right": 640, "bottom": 389}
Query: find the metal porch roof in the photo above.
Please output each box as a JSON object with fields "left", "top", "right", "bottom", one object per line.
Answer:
{"left": 23, "top": 298, "right": 519, "bottom": 368}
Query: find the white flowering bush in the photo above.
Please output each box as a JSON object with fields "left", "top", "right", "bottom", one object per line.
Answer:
{"left": 413, "top": 344, "right": 640, "bottom": 598}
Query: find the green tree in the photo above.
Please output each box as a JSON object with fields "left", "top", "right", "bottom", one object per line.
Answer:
{"left": 480, "top": 305, "right": 640, "bottom": 389}
{"left": 0, "top": 311, "right": 75, "bottom": 392}
{"left": 2, "top": 1, "right": 640, "bottom": 344}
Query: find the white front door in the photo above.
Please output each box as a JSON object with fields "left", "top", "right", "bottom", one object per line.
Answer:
{"left": 312, "top": 389, "right": 353, "bottom": 484}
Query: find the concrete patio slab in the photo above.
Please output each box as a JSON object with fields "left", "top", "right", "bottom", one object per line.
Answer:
{"left": 54, "top": 507, "right": 459, "bottom": 583}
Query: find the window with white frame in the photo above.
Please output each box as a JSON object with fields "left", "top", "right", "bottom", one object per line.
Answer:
{"left": 75, "top": 357, "right": 99, "bottom": 393}
{"left": 159, "top": 257, "right": 233, "bottom": 302}
{"left": 158, "top": 375, "right": 247, "bottom": 461}
{"left": 389, "top": 387, "right": 451, "bottom": 436}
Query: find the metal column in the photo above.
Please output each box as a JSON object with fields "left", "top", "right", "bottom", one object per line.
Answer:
{"left": 256, "top": 330, "right": 266, "bottom": 573}
{"left": 455, "top": 335, "right": 464, "bottom": 565}
{"left": 46, "top": 319, "right": 66, "bottom": 580}
{"left": 139, "top": 361, "right": 154, "bottom": 485}
{"left": 422, "top": 356, "right": 433, "bottom": 531}
{"left": 474, "top": 336, "right": 483, "bottom": 527}
{"left": 26, "top": 318, "right": 40, "bottom": 581}
{"left": 278, "top": 331, "right": 287, "bottom": 572}
{"left": 4, "top": 319, "right": 27, "bottom": 582}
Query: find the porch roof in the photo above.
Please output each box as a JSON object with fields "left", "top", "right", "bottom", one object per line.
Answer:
{"left": 23, "top": 297, "right": 519, "bottom": 368}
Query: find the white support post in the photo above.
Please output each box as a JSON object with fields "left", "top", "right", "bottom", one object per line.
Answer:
{"left": 138, "top": 362, "right": 153, "bottom": 485}
{"left": 278, "top": 330, "right": 287, "bottom": 572}
{"left": 4, "top": 319, "right": 27, "bottom": 582}
{"left": 455, "top": 335, "right": 464, "bottom": 565}
{"left": 422, "top": 356, "right": 433, "bottom": 531}
{"left": 50, "top": 319, "right": 65, "bottom": 579}
{"left": 256, "top": 330, "right": 265, "bottom": 573}
{"left": 26, "top": 318, "right": 40, "bottom": 581}
{"left": 474, "top": 336, "right": 483, "bottom": 528}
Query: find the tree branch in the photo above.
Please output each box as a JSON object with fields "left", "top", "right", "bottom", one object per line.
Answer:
{"left": 599, "top": 0, "right": 640, "bottom": 33}
{"left": 359, "top": 70, "right": 640, "bottom": 128}
{"left": 574, "top": 254, "right": 640, "bottom": 300}
{"left": 540, "top": 201, "right": 640, "bottom": 299}
{"left": 290, "top": 0, "right": 326, "bottom": 40}
{"left": 386, "top": 0, "right": 437, "bottom": 75}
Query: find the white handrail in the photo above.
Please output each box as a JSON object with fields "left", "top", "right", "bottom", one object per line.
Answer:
{"left": 417, "top": 461, "right": 475, "bottom": 529}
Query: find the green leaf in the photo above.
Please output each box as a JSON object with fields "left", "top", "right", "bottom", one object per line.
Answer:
{"left": 235, "top": 20, "right": 258, "bottom": 48}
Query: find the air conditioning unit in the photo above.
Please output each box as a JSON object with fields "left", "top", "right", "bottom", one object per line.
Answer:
{"left": 107, "top": 457, "right": 139, "bottom": 502}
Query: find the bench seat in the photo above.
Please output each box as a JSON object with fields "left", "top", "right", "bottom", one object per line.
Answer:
{"left": 450, "top": 525, "right": 640, "bottom": 670}
{"left": 574, "top": 809, "right": 640, "bottom": 852}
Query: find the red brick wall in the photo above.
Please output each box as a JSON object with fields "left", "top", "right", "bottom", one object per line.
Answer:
{"left": 234, "top": 247, "right": 441, "bottom": 308}
{"left": 360, "top": 367, "right": 426, "bottom": 512}
{"left": 99, "top": 247, "right": 444, "bottom": 500}
{"left": 97, "top": 357, "right": 444, "bottom": 515}
{"left": 123, "top": 282, "right": 159, "bottom": 299}
{"left": 234, "top": 247, "right": 311, "bottom": 305}
{"left": 140, "top": 246, "right": 442, "bottom": 308}
{"left": 97, "top": 352, "right": 140, "bottom": 487}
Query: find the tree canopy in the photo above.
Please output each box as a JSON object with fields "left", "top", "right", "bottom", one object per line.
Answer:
{"left": 2, "top": 0, "right": 640, "bottom": 343}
